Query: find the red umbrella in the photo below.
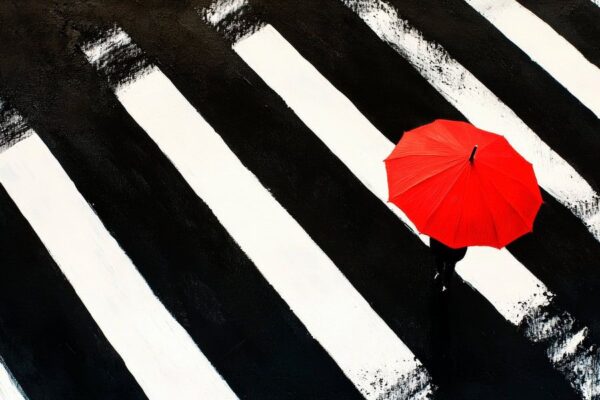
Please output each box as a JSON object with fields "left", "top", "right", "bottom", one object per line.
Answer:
{"left": 385, "top": 119, "right": 542, "bottom": 249}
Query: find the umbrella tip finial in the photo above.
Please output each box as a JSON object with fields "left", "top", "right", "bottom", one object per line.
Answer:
{"left": 469, "top": 145, "right": 478, "bottom": 163}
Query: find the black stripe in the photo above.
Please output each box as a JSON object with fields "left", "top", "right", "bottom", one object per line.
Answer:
{"left": 94, "top": 1, "right": 582, "bottom": 397}
{"left": 254, "top": 0, "right": 600, "bottom": 353}
{"left": 0, "top": 184, "right": 147, "bottom": 400}
{"left": 508, "top": 192, "right": 600, "bottom": 346}
{"left": 252, "top": 0, "right": 600, "bottom": 340}
{"left": 382, "top": 0, "right": 600, "bottom": 193}
{"left": 233, "top": 0, "right": 600, "bottom": 397}
{"left": 0, "top": 4, "right": 363, "bottom": 400}
{"left": 516, "top": 0, "right": 600, "bottom": 68}
{"left": 286, "top": 0, "right": 600, "bottom": 350}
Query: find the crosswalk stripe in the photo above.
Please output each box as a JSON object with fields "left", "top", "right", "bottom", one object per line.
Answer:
{"left": 1, "top": 1, "right": 596, "bottom": 396}
{"left": 112, "top": 5, "right": 572, "bottom": 394}
{"left": 248, "top": 0, "right": 600, "bottom": 293}
{"left": 340, "top": 0, "right": 600, "bottom": 243}
{"left": 203, "top": 0, "right": 249, "bottom": 26}
{"left": 0, "top": 100, "right": 149, "bottom": 399}
{"left": 1, "top": 14, "right": 368, "bottom": 398}
{"left": 234, "top": 22, "right": 548, "bottom": 326}
{"left": 380, "top": 0, "right": 600, "bottom": 201}
{"left": 230, "top": 21, "right": 600, "bottom": 398}
{"left": 82, "top": 26, "right": 434, "bottom": 400}
{"left": 0, "top": 359, "right": 26, "bottom": 400}
{"left": 463, "top": 0, "right": 600, "bottom": 119}
{"left": 236, "top": 0, "right": 600, "bottom": 382}
{"left": 89, "top": 2, "right": 581, "bottom": 393}
{"left": 514, "top": 0, "right": 600, "bottom": 69}
{"left": 0, "top": 133, "right": 238, "bottom": 400}
{"left": 0, "top": 0, "right": 597, "bottom": 397}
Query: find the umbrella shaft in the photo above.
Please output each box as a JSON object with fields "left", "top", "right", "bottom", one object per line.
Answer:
{"left": 469, "top": 145, "right": 478, "bottom": 162}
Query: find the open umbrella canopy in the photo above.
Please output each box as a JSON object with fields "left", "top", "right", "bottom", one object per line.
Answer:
{"left": 385, "top": 119, "right": 542, "bottom": 249}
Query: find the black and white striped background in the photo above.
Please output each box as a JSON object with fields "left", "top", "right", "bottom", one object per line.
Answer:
{"left": 0, "top": 1, "right": 599, "bottom": 399}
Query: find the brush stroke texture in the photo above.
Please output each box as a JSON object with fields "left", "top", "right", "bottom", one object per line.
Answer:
{"left": 340, "top": 0, "right": 600, "bottom": 244}
{"left": 229, "top": 21, "right": 600, "bottom": 398}
{"left": 106, "top": 4, "right": 574, "bottom": 397}
{"left": 381, "top": 0, "right": 600, "bottom": 206}
{"left": 0, "top": 133, "right": 237, "bottom": 400}
{"left": 244, "top": 0, "right": 600, "bottom": 384}
{"left": 463, "top": 0, "right": 600, "bottom": 119}
{"left": 83, "top": 27, "right": 433, "bottom": 400}
{"left": 202, "top": 0, "right": 249, "bottom": 26}
{"left": 522, "top": 304, "right": 600, "bottom": 400}
{"left": 198, "top": 0, "right": 265, "bottom": 43}
{"left": 0, "top": 6, "right": 367, "bottom": 398}
{"left": 0, "top": 100, "right": 32, "bottom": 154}
{"left": 233, "top": 21, "right": 546, "bottom": 328}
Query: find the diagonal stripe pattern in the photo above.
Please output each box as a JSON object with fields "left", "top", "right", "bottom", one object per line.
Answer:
{"left": 0, "top": 127, "right": 237, "bottom": 400}
{"left": 463, "top": 0, "right": 600, "bottom": 119}
{"left": 219, "top": 17, "right": 600, "bottom": 398}
{"left": 0, "top": 1, "right": 600, "bottom": 399}
{"left": 339, "top": 0, "right": 600, "bottom": 244}
{"left": 82, "top": 26, "right": 434, "bottom": 400}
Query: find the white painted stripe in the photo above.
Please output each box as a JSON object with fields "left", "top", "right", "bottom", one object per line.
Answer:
{"left": 340, "top": 0, "right": 600, "bottom": 242}
{"left": 234, "top": 23, "right": 549, "bottom": 326}
{"left": 202, "top": 0, "right": 248, "bottom": 25}
{"left": 464, "top": 0, "right": 600, "bottom": 119}
{"left": 550, "top": 327, "right": 587, "bottom": 364}
{"left": 592, "top": 0, "right": 600, "bottom": 7}
{"left": 231, "top": 20, "right": 600, "bottom": 399}
{"left": 83, "top": 29, "right": 132, "bottom": 64}
{"left": 0, "top": 134, "right": 238, "bottom": 400}
{"left": 523, "top": 308, "right": 600, "bottom": 399}
{"left": 0, "top": 359, "right": 27, "bottom": 400}
{"left": 84, "top": 32, "right": 434, "bottom": 399}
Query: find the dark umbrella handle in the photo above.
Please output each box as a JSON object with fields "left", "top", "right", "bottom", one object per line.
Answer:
{"left": 469, "top": 145, "right": 478, "bottom": 163}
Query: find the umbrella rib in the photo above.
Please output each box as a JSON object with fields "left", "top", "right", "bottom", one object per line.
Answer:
{"left": 477, "top": 158, "right": 541, "bottom": 200}
{"left": 428, "top": 120, "right": 469, "bottom": 150}
{"left": 422, "top": 162, "right": 470, "bottom": 231}
{"left": 451, "top": 166, "right": 472, "bottom": 247}
{"left": 390, "top": 159, "right": 465, "bottom": 198}
{"left": 479, "top": 168, "right": 534, "bottom": 231}
{"left": 473, "top": 168, "right": 502, "bottom": 247}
